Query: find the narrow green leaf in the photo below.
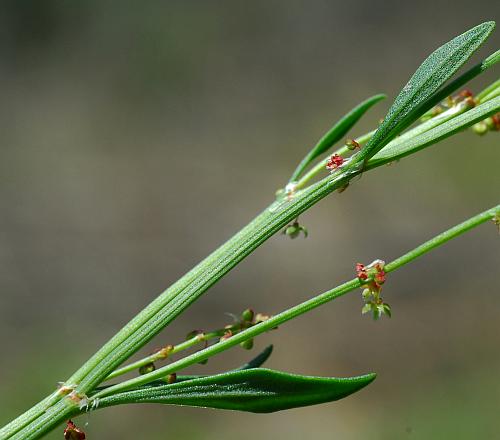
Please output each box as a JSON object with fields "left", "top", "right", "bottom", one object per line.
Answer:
{"left": 289, "top": 94, "right": 386, "bottom": 182}
{"left": 368, "top": 96, "right": 500, "bottom": 166}
{"left": 96, "top": 369, "right": 376, "bottom": 413}
{"left": 358, "top": 21, "right": 495, "bottom": 163}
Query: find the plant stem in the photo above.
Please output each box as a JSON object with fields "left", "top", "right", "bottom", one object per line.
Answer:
{"left": 476, "top": 78, "right": 500, "bottom": 102}
{"left": 9, "top": 402, "right": 75, "bottom": 440}
{"left": 106, "top": 329, "right": 229, "bottom": 381}
{"left": 88, "top": 204, "right": 499, "bottom": 401}
{"left": 479, "top": 86, "right": 500, "bottom": 103}
{"left": 385, "top": 206, "right": 499, "bottom": 271}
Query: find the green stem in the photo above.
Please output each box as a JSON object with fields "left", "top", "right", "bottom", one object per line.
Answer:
{"left": 89, "top": 204, "right": 498, "bottom": 401}
{"left": 0, "top": 393, "right": 60, "bottom": 440}
{"left": 479, "top": 86, "right": 500, "bottom": 103}
{"left": 385, "top": 205, "right": 498, "bottom": 271}
{"left": 106, "top": 329, "right": 225, "bottom": 381}
{"left": 476, "top": 78, "right": 500, "bottom": 102}
{"left": 9, "top": 402, "right": 75, "bottom": 440}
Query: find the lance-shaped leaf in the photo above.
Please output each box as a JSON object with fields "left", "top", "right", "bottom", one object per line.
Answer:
{"left": 95, "top": 368, "right": 376, "bottom": 413}
{"left": 357, "top": 21, "right": 495, "bottom": 163}
{"left": 367, "top": 96, "right": 500, "bottom": 167}
{"left": 289, "top": 94, "right": 385, "bottom": 182}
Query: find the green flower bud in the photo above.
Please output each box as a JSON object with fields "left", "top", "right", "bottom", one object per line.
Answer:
{"left": 240, "top": 338, "right": 254, "bottom": 350}
{"left": 241, "top": 308, "right": 254, "bottom": 322}
{"left": 472, "top": 121, "right": 488, "bottom": 135}
{"left": 139, "top": 362, "right": 155, "bottom": 375}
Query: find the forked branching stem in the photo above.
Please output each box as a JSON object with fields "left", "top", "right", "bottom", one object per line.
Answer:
{"left": 88, "top": 204, "right": 499, "bottom": 400}
{"left": 106, "top": 309, "right": 267, "bottom": 381}
{"left": 294, "top": 85, "right": 489, "bottom": 192}
{"left": 1, "top": 22, "right": 499, "bottom": 439}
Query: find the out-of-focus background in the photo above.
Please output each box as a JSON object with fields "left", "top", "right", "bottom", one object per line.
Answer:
{"left": 0, "top": 1, "right": 498, "bottom": 438}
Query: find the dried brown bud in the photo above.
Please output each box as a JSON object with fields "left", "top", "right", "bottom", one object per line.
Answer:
{"left": 139, "top": 363, "right": 155, "bottom": 375}
{"left": 345, "top": 139, "right": 360, "bottom": 150}
{"left": 64, "top": 420, "right": 85, "bottom": 440}
{"left": 158, "top": 345, "right": 174, "bottom": 359}
{"left": 166, "top": 373, "right": 177, "bottom": 384}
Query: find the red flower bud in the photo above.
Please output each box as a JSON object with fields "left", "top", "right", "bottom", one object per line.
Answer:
{"left": 355, "top": 263, "right": 368, "bottom": 280}
{"left": 326, "top": 154, "right": 344, "bottom": 171}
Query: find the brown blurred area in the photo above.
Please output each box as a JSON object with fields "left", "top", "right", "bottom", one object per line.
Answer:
{"left": 0, "top": 1, "right": 499, "bottom": 438}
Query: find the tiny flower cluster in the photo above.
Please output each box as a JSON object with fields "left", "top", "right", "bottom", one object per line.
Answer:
{"left": 356, "top": 259, "right": 391, "bottom": 320}
{"left": 136, "top": 307, "right": 273, "bottom": 379}
{"left": 422, "top": 89, "right": 476, "bottom": 121}
{"left": 220, "top": 308, "right": 273, "bottom": 350}
{"left": 186, "top": 308, "right": 273, "bottom": 355}
{"left": 326, "top": 154, "right": 344, "bottom": 172}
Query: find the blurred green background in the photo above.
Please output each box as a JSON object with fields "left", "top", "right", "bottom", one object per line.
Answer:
{"left": 0, "top": 1, "right": 499, "bottom": 439}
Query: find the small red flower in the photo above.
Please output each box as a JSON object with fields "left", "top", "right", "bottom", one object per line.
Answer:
{"left": 355, "top": 263, "right": 368, "bottom": 280}
{"left": 326, "top": 154, "right": 344, "bottom": 171}
{"left": 356, "top": 259, "right": 390, "bottom": 320}
{"left": 372, "top": 261, "right": 386, "bottom": 286}
{"left": 374, "top": 269, "right": 386, "bottom": 286}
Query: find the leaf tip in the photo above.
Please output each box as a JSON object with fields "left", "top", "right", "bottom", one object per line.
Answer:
{"left": 475, "top": 20, "right": 496, "bottom": 37}
{"left": 353, "top": 372, "right": 377, "bottom": 388}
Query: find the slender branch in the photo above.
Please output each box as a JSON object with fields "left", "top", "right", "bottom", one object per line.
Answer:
{"left": 89, "top": 204, "right": 499, "bottom": 401}
{"left": 2, "top": 35, "right": 498, "bottom": 437}
{"left": 106, "top": 324, "right": 250, "bottom": 381}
